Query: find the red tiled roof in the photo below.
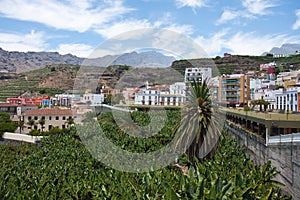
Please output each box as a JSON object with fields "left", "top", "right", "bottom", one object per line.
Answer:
{"left": 24, "top": 108, "right": 73, "bottom": 116}
{"left": 0, "top": 103, "right": 39, "bottom": 107}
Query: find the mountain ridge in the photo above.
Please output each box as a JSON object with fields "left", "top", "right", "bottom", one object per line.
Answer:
{"left": 0, "top": 48, "right": 175, "bottom": 73}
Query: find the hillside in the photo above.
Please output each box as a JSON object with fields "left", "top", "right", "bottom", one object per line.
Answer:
{"left": 0, "top": 64, "right": 131, "bottom": 102}
{"left": 171, "top": 54, "right": 300, "bottom": 76}
{"left": 0, "top": 65, "right": 80, "bottom": 101}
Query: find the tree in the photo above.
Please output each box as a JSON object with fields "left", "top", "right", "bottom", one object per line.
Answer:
{"left": 251, "top": 99, "right": 270, "bottom": 112}
{"left": 38, "top": 118, "right": 45, "bottom": 132}
{"left": 66, "top": 117, "right": 74, "bottom": 128}
{"left": 104, "top": 94, "right": 112, "bottom": 105}
{"left": 17, "top": 117, "right": 24, "bottom": 134}
{"left": 0, "top": 112, "right": 17, "bottom": 136}
{"left": 27, "top": 119, "right": 35, "bottom": 130}
{"left": 174, "top": 80, "right": 222, "bottom": 161}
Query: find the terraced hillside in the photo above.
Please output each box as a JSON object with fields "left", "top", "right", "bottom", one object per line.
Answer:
{"left": 0, "top": 65, "right": 79, "bottom": 102}
{"left": 0, "top": 64, "right": 131, "bottom": 102}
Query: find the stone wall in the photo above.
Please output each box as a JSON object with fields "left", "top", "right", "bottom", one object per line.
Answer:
{"left": 226, "top": 123, "right": 300, "bottom": 199}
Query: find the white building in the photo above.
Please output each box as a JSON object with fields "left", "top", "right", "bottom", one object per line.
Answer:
{"left": 134, "top": 82, "right": 186, "bottom": 106}
{"left": 82, "top": 93, "right": 104, "bottom": 105}
{"left": 275, "top": 88, "right": 300, "bottom": 111}
{"left": 170, "top": 82, "right": 186, "bottom": 95}
{"left": 51, "top": 94, "right": 80, "bottom": 107}
{"left": 134, "top": 89, "right": 161, "bottom": 105}
{"left": 184, "top": 67, "right": 212, "bottom": 83}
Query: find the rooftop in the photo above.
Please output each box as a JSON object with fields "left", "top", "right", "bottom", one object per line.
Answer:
{"left": 24, "top": 107, "right": 73, "bottom": 116}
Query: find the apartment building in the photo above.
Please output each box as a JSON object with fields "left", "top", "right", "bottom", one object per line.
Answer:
{"left": 218, "top": 74, "right": 250, "bottom": 106}
{"left": 184, "top": 67, "right": 212, "bottom": 83}
{"left": 275, "top": 87, "right": 300, "bottom": 111}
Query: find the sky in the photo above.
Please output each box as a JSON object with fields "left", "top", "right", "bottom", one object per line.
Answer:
{"left": 0, "top": 0, "right": 299, "bottom": 58}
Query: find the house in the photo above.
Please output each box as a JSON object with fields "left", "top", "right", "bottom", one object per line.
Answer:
{"left": 82, "top": 93, "right": 104, "bottom": 105}
{"left": 134, "top": 82, "right": 186, "bottom": 106}
{"left": 23, "top": 107, "right": 73, "bottom": 133}
{"left": 0, "top": 103, "right": 38, "bottom": 117}
{"left": 51, "top": 94, "right": 80, "bottom": 107}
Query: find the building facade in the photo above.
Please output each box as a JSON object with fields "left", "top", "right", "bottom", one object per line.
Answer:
{"left": 23, "top": 108, "right": 73, "bottom": 133}
{"left": 275, "top": 88, "right": 300, "bottom": 112}
{"left": 82, "top": 93, "right": 104, "bottom": 105}
{"left": 184, "top": 67, "right": 212, "bottom": 83}
{"left": 218, "top": 74, "right": 250, "bottom": 106}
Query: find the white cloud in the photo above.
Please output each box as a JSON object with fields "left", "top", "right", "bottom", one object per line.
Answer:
{"left": 95, "top": 16, "right": 194, "bottom": 39}
{"left": 216, "top": 0, "right": 277, "bottom": 25}
{"left": 175, "top": 0, "right": 208, "bottom": 9}
{"left": 195, "top": 30, "right": 228, "bottom": 55}
{"left": 0, "top": 30, "right": 47, "bottom": 52}
{"left": 242, "top": 0, "right": 277, "bottom": 15}
{"left": 195, "top": 31, "right": 299, "bottom": 56}
{"left": 95, "top": 19, "right": 152, "bottom": 39}
{"left": 0, "top": 0, "right": 133, "bottom": 32}
{"left": 216, "top": 9, "right": 242, "bottom": 25}
{"left": 292, "top": 9, "right": 300, "bottom": 30}
{"left": 54, "top": 43, "right": 94, "bottom": 57}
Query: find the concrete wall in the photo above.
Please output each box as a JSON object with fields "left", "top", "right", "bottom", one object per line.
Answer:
{"left": 226, "top": 123, "right": 300, "bottom": 199}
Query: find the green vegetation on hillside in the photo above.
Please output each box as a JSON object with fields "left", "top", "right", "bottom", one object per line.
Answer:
{"left": 171, "top": 54, "right": 300, "bottom": 76}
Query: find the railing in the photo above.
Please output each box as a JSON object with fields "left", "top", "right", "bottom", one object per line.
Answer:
{"left": 268, "top": 133, "right": 300, "bottom": 144}
{"left": 2, "top": 132, "right": 43, "bottom": 144}
{"left": 222, "top": 108, "right": 300, "bottom": 121}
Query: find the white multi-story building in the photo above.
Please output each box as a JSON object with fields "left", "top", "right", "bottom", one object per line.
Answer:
{"left": 134, "top": 88, "right": 161, "bottom": 106}
{"left": 51, "top": 94, "right": 80, "bottom": 106}
{"left": 134, "top": 82, "right": 186, "bottom": 106}
{"left": 275, "top": 88, "right": 300, "bottom": 111}
{"left": 169, "top": 82, "right": 186, "bottom": 95}
{"left": 184, "top": 67, "right": 212, "bottom": 83}
{"left": 82, "top": 93, "right": 104, "bottom": 105}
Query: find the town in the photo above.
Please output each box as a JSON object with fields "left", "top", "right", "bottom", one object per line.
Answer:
{"left": 1, "top": 54, "right": 300, "bottom": 137}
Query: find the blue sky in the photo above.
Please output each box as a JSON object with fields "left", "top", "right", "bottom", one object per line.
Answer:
{"left": 0, "top": 0, "right": 299, "bottom": 58}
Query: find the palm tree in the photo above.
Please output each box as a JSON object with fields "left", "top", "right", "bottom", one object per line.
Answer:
{"left": 38, "top": 118, "right": 45, "bottom": 132}
{"left": 17, "top": 117, "right": 24, "bottom": 134}
{"left": 27, "top": 119, "right": 35, "bottom": 130}
{"left": 174, "top": 80, "right": 222, "bottom": 161}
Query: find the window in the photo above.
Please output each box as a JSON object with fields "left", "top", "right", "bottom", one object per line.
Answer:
{"left": 62, "top": 116, "right": 66, "bottom": 120}
{"left": 42, "top": 116, "right": 45, "bottom": 120}
{"left": 295, "top": 94, "right": 298, "bottom": 101}
{"left": 28, "top": 116, "right": 32, "bottom": 120}
{"left": 34, "top": 116, "right": 38, "bottom": 120}
{"left": 56, "top": 116, "right": 59, "bottom": 120}
{"left": 49, "top": 116, "right": 52, "bottom": 120}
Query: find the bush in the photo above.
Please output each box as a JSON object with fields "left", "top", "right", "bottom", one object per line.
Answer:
{"left": 0, "top": 112, "right": 17, "bottom": 136}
